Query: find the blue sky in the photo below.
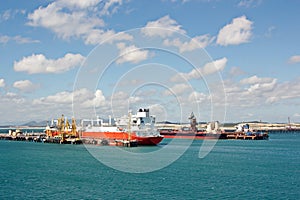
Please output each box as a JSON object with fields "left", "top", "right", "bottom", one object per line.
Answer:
{"left": 0, "top": 0, "right": 300, "bottom": 124}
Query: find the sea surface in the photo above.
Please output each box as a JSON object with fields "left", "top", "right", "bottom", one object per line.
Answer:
{"left": 0, "top": 132, "right": 299, "bottom": 199}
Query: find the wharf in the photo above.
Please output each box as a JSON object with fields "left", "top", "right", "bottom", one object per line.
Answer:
{"left": 224, "top": 132, "right": 269, "bottom": 140}
{"left": 0, "top": 133, "right": 82, "bottom": 144}
{"left": 0, "top": 133, "right": 46, "bottom": 142}
{"left": 0, "top": 132, "right": 139, "bottom": 147}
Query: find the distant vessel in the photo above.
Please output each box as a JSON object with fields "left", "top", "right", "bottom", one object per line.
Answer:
{"left": 159, "top": 112, "right": 227, "bottom": 139}
{"left": 159, "top": 113, "right": 269, "bottom": 140}
{"left": 285, "top": 117, "right": 299, "bottom": 131}
{"left": 229, "top": 123, "right": 269, "bottom": 140}
{"left": 79, "top": 108, "right": 164, "bottom": 146}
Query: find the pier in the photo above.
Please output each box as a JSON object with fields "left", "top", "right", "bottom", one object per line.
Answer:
{"left": 224, "top": 133, "right": 269, "bottom": 140}
{"left": 0, "top": 133, "right": 46, "bottom": 142}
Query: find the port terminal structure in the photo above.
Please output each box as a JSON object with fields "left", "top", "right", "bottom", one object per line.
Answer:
{"left": 2, "top": 113, "right": 300, "bottom": 143}
{"left": 43, "top": 115, "right": 82, "bottom": 144}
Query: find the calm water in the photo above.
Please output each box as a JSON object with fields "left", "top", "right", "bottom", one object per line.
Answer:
{"left": 0, "top": 133, "right": 299, "bottom": 199}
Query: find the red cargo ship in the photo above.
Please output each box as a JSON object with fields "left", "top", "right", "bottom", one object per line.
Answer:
{"left": 79, "top": 108, "right": 163, "bottom": 146}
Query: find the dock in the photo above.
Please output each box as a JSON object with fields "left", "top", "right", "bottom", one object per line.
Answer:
{"left": 0, "top": 133, "right": 46, "bottom": 142}
{"left": 224, "top": 132, "right": 269, "bottom": 140}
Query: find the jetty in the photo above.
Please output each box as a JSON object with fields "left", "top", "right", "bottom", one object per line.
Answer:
{"left": 0, "top": 132, "right": 46, "bottom": 142}
{"left": 224, "top": 132, "right": 269, "bottom": 140}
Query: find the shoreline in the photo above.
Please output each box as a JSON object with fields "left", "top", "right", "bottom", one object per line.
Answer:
{"left": 1, "top": 123, "right": 300, "bottom": 133}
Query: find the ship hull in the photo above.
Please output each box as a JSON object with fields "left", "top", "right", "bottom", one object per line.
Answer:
{"left": 159, "top": 130, "right": 268, "bottom": 140}
{"left": 159, "top": 130, "right": 227, "bottom": 139}
{"left": 80, "top": 131, "right": 163, "bottom": 145}
{"left": 135, "top": 136, "right": 164, "bottom": 145}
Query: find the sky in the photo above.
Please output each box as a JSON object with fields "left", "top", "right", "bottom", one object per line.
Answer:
{"left": 0, "top": 0, "right": 300, "bottom": 125}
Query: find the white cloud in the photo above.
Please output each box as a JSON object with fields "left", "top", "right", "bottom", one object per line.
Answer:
{"left": 224, "top": 75, "right": 277, "bottom": 103}
{"left": 0, "top": 88, "right": 109, "bottom": 124}
{"left": 100, "top": 0, "right": 123, "bottom": 15}
{"left": 116, "top": 42, "right": 150, "bottom": 64}
{"left": 14, "top": 53, "right": 85, "bottom": 74}
{"left": 27, "top": 88, "right": 106, "bottom": 121}
{"left": 128, "top": 96, "right": 142, "bottom": 104}
{"left": 240, "top": 75, "right": 275, "bottom": 85}
{"left": 247, "top": 79, "right": 277, "bottom": 94}
{"left": 0, "top": 10, "right": 11, "bottom": 21}
{"left": 82, "top": 89, "right": 106, "bottom": 107}
{"left": 13, "top": 35, "right": 40, "bottom": 44}
{"left": 223, "top": 75, "right": 278, "bottom": 107}
{"left": 13, "top": 80, "right": 39, "bottom": 93}
{"left": 58, "top": 0, "right": 101, "bottom": 9}
{"left": 84, "top": 29, "right": 133, "bottom": 45}
{"left": 223, "top": 80, "right": 274, "bottom": 112}
{"left": 36, "top": 91, "right": 74, "bottom": 104}
{"left": 0, "top": 35, "right": 10, "bottom": 43}
{"left": 141, "top": 15, "right": 186, "bottom": 38}
{"left": 222, "top": 76, "right": 300, "bottom": 116}
{"left": 0, "top": 9, "right": 26, "bottom": 22}
{"left": 265, "top": 78, "right": 300, "bottom": 104}
{"left": 171, "top": 57, "right": 227, "bottom": 82}
{"left": 201, "top": 57, "right": 227, "bottom": 75}
{"left": 3, "top": 92, "right": 25, "bottom": 104}
{"left": 0, "top": 79, "right": 5, "bottom": 87}
{"left": 33, "top": 89, "right": 82, "bottom": 104}
{"left": 163, "top": 34, "right": 215, "bottom": 53}
{"left": 0, "top": 35, "right": 39, "bottom": 44}
{"left": 27, "top": 1, "right": 129, "bottom": 45}
{"left": 33, "top": 88, "right": 102, "bottom": 106}
{"left": 238, "top": 0, "right": 262, "bottom": 8}
{"left": 111, "top": 91, "right": 129, "bottom": 101}
{"left": 188, "top": 91, "right": 208, "bottom": 103}
{"left": 223, "top": 80, "right": 243, "bottom": 94}
{"left": 148, "top": 104, "right": 167, "bottom": 119}
{"left": 27, "top": 2, "right": 104, "bottom": 40}
{"left": 216, "top": 15, "right": 253, "bottom": 46}
{"left": 164, "top": 83, "right": 190, "bottom": 96}
{"left": 288, "top": 55, "right": 300, "bottom": 64}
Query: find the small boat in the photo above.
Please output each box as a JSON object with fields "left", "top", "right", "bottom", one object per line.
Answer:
{"left": 79, "top": 108, "right": 164, "bottom": 146}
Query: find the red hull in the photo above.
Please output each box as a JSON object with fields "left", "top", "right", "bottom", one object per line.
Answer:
{"left": 159, "top": 130, "right": 226, "bottom": 139}
{"left": 135, "top": 136, "right": 164, "bottom": 145}
{"left": 162, "top": 135, "right": 218, "bottom": 139}
{"left": 81, "top": 131, "right": 163, "bottom": 145}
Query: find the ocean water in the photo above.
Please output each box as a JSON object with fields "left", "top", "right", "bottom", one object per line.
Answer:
{"left": 0, "top": 133, "right": 299, "bottom": 199}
